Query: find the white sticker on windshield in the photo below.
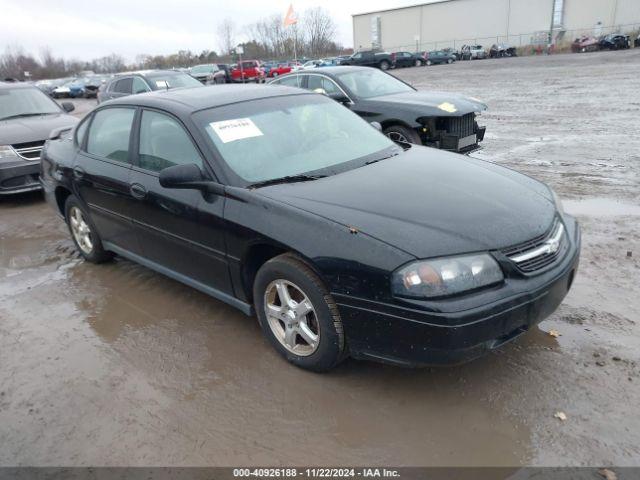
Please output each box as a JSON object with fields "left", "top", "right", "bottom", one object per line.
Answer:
{"left": 155, "top": 80, "right": 169, "bottom": 89}
{"left": 210, "top": 118, "right": 263, "bottom": 143}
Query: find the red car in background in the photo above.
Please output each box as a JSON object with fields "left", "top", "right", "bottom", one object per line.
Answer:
{"left": 230, "top": 60, "right": 266, "bottom": 83}
{"left": 268, "top": 64, "right": 293, "bottom": 78}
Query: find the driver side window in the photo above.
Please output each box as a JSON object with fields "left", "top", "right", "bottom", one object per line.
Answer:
{"left": 138, "top": 110, "right": 202, "bottom": 173}
{"left": 133, "top": 77, "right": 150, "bottom": 94}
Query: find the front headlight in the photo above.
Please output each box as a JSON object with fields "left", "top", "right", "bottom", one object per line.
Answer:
{"left": 0, "top": 145, "right": 19, "bottom": 163}
{"left": 550, "top": 188, "right": 564, "bottom": 214}
{"left": 392, "top": 253, "right": 504, "bottom": 299}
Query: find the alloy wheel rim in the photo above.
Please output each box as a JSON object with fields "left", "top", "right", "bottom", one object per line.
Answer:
{"left": 69, "top": 206, "right": 94, "bottom": 255}
{"left": 264, "top": 279, "right": 319, "bottom": 356}
{"left": 386, "top": 131, "right": 409, "bottom": 143}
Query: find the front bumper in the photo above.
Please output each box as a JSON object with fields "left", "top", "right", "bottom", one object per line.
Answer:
{"left": 0, "top": 161, "right": 42, "bottom": 195}
{"left": 334, "top": 216, "right": 581, "bottom": 367}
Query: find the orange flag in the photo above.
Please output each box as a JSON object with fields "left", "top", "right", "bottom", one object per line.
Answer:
{"left": 284, "top": 4, "right": 297, "bottom": 26}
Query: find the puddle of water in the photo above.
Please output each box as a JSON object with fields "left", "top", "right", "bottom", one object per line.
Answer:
{"left": 563, "top": 197, "right": 640, "bottom": 217}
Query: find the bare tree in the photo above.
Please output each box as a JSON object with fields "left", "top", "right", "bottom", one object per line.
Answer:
{"left": 303, "top": 7, "right": 337, "bottom": 57}
{"left": 217, "top": 18, "right": 236, "bottom": 55}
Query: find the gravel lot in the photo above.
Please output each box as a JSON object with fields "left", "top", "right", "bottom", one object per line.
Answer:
{"left": 1, "top": 50, "right": 639, "bottom": 467}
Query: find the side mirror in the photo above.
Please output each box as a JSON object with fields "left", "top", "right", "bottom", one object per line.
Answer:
{"left": 370, "top": 121, "right": 382, "bottom": 132}
{"left": 61, "top": 102, "right": 75, "bottom": 113}
{"left": 328, "top": 91, "right": 350, "bottom": 104}
{"left": 159, "top": 164, "right": 224, "bottom": 195}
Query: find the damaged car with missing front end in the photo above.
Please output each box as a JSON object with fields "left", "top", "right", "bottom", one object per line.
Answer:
{"left": 269, "top": 66, "right": 486, "bottom": 153}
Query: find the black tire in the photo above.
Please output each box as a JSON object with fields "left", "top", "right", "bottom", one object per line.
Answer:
{"left": 254, "top": 253, "right": 347, "bottom": 372}
{"left": 64, "top": 195, "right": 112, "bottom": 264}
{"left": 414, "top": 59, "right": 421, "bottom": 67}
{"left": 383, "top": 124, "right": 422, "bottom": 145}
{"left": 379, "top": 60, "right": 390, "bottom": 71}
{"left": 426, "top": 59, "right": 432, "bottom": 66}
{"left": 447, "top": 58, "right": 454, "bottom": 64}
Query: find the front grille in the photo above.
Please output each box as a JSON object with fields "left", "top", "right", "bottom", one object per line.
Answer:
{"left": 443, "top": 113, "right": 475, "bottom": 138}
{"left": 502, "top": 218, "right": 568, "bottom": 273}
{"left": 11, "top": 140, "right": 45, "bottom": 161}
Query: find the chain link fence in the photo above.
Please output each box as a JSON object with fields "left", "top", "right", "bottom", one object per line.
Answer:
{"left": 377, "top": 22, "right": 640, "bottom": 56}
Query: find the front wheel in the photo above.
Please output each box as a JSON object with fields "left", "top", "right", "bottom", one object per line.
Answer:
{"left": 383, "top": 125, "right": 422, "bottom": 145}
{"left": 65, "top": 196, "right": 112, "bottom": 263}
{"left": 414, "top": 59, "right": 422, "bottom": 67}
{"left": 447, "top": 58, "right": 454, "bottom": 64}
{"left": 254, "top": 254, "right": 347, "bottom": 372}
{"left": 379, "top": 60, "right": 390, "bottom": 70}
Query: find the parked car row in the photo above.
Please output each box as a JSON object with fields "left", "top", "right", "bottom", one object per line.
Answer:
{"left": 572, "top": 33, "right": 632, "bottom": 53}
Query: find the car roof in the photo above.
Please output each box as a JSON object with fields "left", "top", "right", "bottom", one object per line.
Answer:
{"left": 0, "top": 81, "right": 36, "bottom": 90}
{"left": 103, "top": 84, "right": 311, "bottom": 112}
{"left": 283, "top": 66, "right": 373, "bottom": 78}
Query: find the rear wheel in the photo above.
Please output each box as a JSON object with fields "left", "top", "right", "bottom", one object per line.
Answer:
{"left": 447, "top": 58, "right": 454, "bottom": 64}
{"left": 383, "top": 124, "right": 422, "bottom": 145}
{"left": 426, "top": 59, "right": 433, "bottom": 66}
{"left": 379, "top": 60, "right": 390, "bottom": 71}
{"left": 64, "top": 196, "right": 112, "bottom": 263}
{"left": 254, "top": 254, "right": 346, "bottom": 372}
{"left": 414, "top": 59, "right": 421, "bottom": 67}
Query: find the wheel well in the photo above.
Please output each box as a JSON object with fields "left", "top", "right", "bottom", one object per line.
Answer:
{"left": 241, "top": 244, "right": 328, "bottom": 303}
{"left": 380, "top": 119, "right": 414, "bottom": 132}
{"left": 242, "top": 244, "right": 287, "bottom": 302}
{"left": 54, "top": 186, "right": 72, "bottom": 218}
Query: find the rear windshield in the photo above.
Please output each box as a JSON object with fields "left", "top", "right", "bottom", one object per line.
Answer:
{"left": 146, "top": 72, "right": 203, "bottom": 90}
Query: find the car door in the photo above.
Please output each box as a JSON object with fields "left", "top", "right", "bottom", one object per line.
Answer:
{"left": 128, "top": 108, "right": 232, "bottom": 294}
{"left": 74, "top": 106, "right": 139, "bottom": 252}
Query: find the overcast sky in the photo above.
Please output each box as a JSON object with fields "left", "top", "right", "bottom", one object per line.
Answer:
{"left": 1, "top": 0, "right": 415, "bottom": 62}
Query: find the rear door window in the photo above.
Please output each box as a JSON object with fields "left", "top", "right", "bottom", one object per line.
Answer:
{"left": 86, "top": 108, "right": 135, "bottom": 163}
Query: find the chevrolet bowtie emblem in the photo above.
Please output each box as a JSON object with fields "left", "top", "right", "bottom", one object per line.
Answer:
{"left": 544, "top": 237, "right": 560, "bottom": 254}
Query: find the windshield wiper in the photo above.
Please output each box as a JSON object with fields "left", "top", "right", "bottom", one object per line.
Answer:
{"left": 248, "top": 174, "right": 327, "bottom": 189}
{"left": 0, "top": 112, "right": 53, "bottom": 121}
{"left": 365, "top": 151, "right": 401, "bottom": 165}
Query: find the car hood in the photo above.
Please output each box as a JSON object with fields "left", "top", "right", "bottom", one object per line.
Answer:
{"left": 0, "top": 113, "right": 78, "bottom": 144}
{"left": 367, "top": 91, "right": 487, "bottom": 116}
{"left": 258, "top": 147, "right": 556, "bottom": 259}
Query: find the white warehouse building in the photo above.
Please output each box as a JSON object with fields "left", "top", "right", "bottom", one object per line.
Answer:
{"left": 352, "top": 0, "right": 640, "bottom": 52}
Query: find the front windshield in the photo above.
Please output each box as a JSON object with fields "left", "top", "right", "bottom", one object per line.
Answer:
{"left": 335, "top": 69, "right": 414, "bottom": 99}
{"left": 0, "top": 87, "right": 61, "bottom": 120}
{"left": 147, "top": 72, "right": 203, "bottom": 89}
{"left": 195, "top": 94, "right": 397, "bottom": 184}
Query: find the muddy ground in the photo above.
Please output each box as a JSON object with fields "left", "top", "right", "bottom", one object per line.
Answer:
{"left": 1, "top": 50, "right": 639, "bottom": 467}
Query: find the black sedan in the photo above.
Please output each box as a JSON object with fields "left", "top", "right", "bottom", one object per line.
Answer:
{"left": 0, "top": 82, "right": 77, "bottom": 195}
{"left": 269, "top": 66, "right": 487, "bottom": 152}
{"left": 391, "top": 51, "right": 423, "bottom": 67}
{"left": 599, "top": 34, "right": 631, "bottom": 50}
{"left": 41, "top": 85, "right": 580, "bottom": 371}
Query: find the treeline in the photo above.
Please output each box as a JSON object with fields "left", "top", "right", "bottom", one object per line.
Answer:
{"left": 1, "top": 7, "right": 348, "bottom": 81}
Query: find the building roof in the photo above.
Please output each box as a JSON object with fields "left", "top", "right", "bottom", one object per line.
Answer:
{"left": 352, "top": 0, "right": 458, "bottom": 17}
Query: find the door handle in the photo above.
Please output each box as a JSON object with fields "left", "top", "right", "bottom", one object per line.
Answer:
{"left": 72, "top": 166, "right": 85, "bottom": 179}
{"left": 129, "top": 183, "right": 147, "bottom": 200}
